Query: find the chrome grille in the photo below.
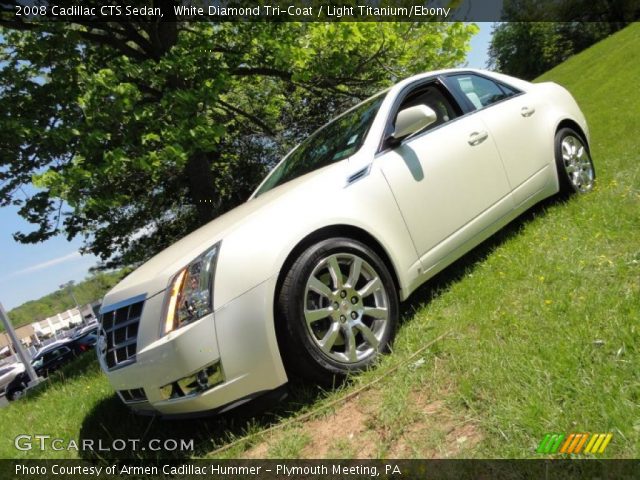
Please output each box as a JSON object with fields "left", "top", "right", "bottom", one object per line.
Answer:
{"left": 99, "top": 299, "right": 144, "bottom": 370}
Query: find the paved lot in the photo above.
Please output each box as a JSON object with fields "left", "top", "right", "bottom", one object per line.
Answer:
{"left": 0, "top": 394, "right": 8, "bottom": 408}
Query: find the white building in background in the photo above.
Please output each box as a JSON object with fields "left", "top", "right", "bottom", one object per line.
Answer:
{"left": 0, "top": 303, "right": 99, "bottom": 366}
{"left": 31, "top": 303, "right": 98, "bottom": 339}
{"left": 31, "top": 307, "right": 84, "bottom": 339}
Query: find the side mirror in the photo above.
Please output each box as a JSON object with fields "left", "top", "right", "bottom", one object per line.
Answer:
{"left": 392, "top": 104, "right": 437, "bottom": 140}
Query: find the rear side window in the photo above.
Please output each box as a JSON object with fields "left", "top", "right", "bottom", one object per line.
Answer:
{"left": 447, "top": 74, "right": 519, "bottom": 110}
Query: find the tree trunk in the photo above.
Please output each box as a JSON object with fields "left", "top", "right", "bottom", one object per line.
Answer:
{"left": 185, "top": 151, "right": 217, "bottom": 225}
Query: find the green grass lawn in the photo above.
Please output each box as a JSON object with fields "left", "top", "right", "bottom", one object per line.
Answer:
{"left": 0, "top": 24, "right": 638, "bottom": 460}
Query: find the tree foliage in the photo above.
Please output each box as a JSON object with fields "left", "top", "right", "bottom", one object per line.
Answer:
{"left": 488, "top": 0, "right": 640, "bottom": 79}
{"left": 0, "top": 4, "right": 477, "bottom": 268}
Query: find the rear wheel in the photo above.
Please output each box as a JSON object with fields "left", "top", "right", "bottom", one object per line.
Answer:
{"left": 555, "top": 128, "right": 595, "bottom": 195}
{"left": 277, "top": 238, "right": 399, "bottom": 383}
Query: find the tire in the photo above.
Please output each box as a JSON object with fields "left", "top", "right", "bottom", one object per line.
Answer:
{"left": 276, "top": 237, "right": 399, "bottom": 384}
{"left": 555, "top": 127, "right": 596, "bottom": 196}
{"left": 7, "top": 387, "right": 24, "bottom": 402}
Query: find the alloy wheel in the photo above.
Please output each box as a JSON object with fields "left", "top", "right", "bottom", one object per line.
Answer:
{"left": 561, "top": 135, "right": 594, "bottom": 193}
{"left": 303, "top": 253, "right": 390, "bottom": 364}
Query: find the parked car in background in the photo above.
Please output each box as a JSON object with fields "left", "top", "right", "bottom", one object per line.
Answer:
{"left": 73, "top": 322, "right": 99, "bottom": 339}
{"left": 5, "top": 342, "right": 75, "bottom": 401}
{"left": 68, "top": 333, "right": 98, "bottom": 355}
{"left": 97, "top": 68, "right": 594, "bottom": 417}
{"left": 0, "top": 362, "right": 25, "bottom": 396}
{"left": 5, "top": 332, "right": 101, "bottom": 401}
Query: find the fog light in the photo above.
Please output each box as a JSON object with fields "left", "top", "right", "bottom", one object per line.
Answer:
{"left": 159, "top": 361, "right": 224, "bottom": 401}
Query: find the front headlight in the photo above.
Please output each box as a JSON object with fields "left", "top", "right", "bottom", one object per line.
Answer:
{"left": 163, "top": 242, "right": 221, "bottom": 335}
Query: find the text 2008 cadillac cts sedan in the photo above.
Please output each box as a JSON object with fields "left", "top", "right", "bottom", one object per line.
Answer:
{"left": 98, "top": 69, "right": 594, "bottom": 416}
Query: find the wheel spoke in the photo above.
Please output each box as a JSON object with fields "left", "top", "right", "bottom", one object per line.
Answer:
{"left": 327, "top": 256, "right": 343, "bottom": 290}
{"left": 355, "top": 321, "right": 379, "bottom": 348}
{"left": 358, "top": 276, "right": 381, "bottom": 297}
{"left": 343, "top": 325, "right": 358, "bottom": 362}
{"left": 308, "top": 276, "right": 333, "bottom": 299}
{"left": 319, "top": 323, "right": 340, "bottom": 351}
{"left": 363, "top": 306, "right": 388, "bottom": 319}
{"left": 580, "top": 155, "right": 592, "bottom": 169}
{"left": 304, "top": 307, "right": 333, "bottom": 325}
{"left": 346, "top": 257, "right": 362, "bottom": 288}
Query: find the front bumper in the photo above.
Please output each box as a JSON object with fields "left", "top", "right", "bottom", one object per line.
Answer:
{"left": 100, "top": 277, "right": 288, "bottom": 416}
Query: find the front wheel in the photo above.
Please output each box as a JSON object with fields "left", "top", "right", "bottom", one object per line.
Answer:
{"left": 7, "top": 387, "right": 25, "bottom": 401}
{"left": 277, "top": 238, "right": 399, "bottom": 383}
{"left": 555, "top": 128, "right": 596, "bottom": 195}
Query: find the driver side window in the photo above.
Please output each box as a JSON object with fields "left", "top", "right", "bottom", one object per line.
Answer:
{"left": 43, "top": 352, "right": 56, "bottom": 363}
{"left": 394, "top": 83, "right": 460, "bottom": 135}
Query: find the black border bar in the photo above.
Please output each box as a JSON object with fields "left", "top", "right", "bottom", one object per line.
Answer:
{"left": 3, "top": 0, "right": 640, "bottom": 22}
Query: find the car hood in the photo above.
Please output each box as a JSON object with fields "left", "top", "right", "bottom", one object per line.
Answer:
{"left": 101, "top": 166, "right": 337, "bottom": 308}
{"left": 0, "top": 364, "right": 25, "bottom": 385}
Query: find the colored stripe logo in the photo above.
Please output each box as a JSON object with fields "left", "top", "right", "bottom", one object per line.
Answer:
{"left": 537, "top": 433, "right": 613, "bottom": 454}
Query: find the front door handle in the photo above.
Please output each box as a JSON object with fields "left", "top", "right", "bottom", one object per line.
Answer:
{"left": 521, "top": 106, "right": 536, "bottom": 117}
{"left": 468, "top": 130, "right": 488, "bottom": 146}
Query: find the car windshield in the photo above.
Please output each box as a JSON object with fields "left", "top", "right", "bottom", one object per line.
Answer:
{"left": 254, "top": 92, "right": 386, "bottom": 197}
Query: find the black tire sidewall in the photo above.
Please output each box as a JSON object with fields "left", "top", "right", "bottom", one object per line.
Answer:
{"left": 7, "top": 389, "right": 21, "bottom": 401}
{"left": 277, "top": 237, "right": 399, "bottom": 382}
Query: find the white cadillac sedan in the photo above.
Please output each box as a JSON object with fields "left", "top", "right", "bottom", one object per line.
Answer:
{"left": 98, "top": 69, "right": 594, "bottom": 417}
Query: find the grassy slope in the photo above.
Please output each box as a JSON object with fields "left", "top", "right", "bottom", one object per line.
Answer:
{"left": 0, "top": 24, "right": 638, "bottom": 460}
{"left": 423, "top": 22, "right": 640, "bottom": 457}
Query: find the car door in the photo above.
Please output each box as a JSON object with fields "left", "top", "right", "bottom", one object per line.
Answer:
{"left": 443, "top": 73, "right": 551, "bottom": 205}
{"left": 40, "top": 351, "right": 56, "bottom": 376}
{"left": 42, "top": 347, "right": 65, "bottom": 374}
{"left": 376, "top": 79, "right": 513, "bottom": 272}
{"left": 55, "top": 346, "right": 73, "bottom": 368}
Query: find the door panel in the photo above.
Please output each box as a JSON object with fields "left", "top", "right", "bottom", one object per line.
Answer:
{"left": 473, "top": 93, "right": 551, "bottom": 205}
{"left": 377, "top": 114, "right": 512, "bottom": 264}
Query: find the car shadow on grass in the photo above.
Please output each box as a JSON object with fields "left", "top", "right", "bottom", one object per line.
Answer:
{"left": 77, "top": 196, "right": 563, "bottom": 461}
{"left": 398, "top": 196, "right": 560, "bottom": 321}
{"left": 77, "top": 380, "right": 323, "bottom": 461}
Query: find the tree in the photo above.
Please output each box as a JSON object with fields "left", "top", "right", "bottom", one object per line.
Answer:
{"left": 488, "top": 0, "right": 639, "bottom": 79}
{"left": 488, "top": 22, "right": 570, "bottom": 79}
{"left": 1, "top": 2, "right": 477, "bottom": 267}
{"left": 3, "top": 269, "right": 130, "bottom": 329}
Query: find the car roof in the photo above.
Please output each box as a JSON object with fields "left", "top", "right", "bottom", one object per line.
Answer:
{"left": 388, "top": 68, "right": 532, "bottom": 94}
{"left": 34, "top": 339, "right": 72, "bottom": 357}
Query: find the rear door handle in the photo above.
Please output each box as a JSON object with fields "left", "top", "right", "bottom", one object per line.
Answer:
{"left": 521, "top": 106, "right": 536, "bottom": 117}
{"left": 468, "top": 130, "right": 488, "bottom": 146}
